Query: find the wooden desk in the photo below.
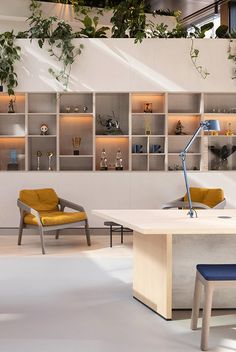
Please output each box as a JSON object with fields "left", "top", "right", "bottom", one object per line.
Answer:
{"left": 93, "top": 209, "right": 236, "bottom": 320}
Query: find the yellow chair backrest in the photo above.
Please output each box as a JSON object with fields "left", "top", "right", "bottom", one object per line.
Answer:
{"left": 19, "top": 188, "right": 59, "bottom": 211}
{"left": 184, "top": 187, "right": 224, "bottom": 208}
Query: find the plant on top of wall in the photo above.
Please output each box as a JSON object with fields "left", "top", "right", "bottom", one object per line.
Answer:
{"left": 0, "top": 31, "right": 21, "bottom": 96}
{"left": 27, "top": 0, "right": 83, "bottom": 89}
{"left": 110, "top": 0, "right": 147, "bottom": 43}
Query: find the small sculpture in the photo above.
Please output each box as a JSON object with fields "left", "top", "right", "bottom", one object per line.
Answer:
{"left": 225, "top": 123, "right": 234, "bottom": 136}
{"left": 66, "top": 106, "right": 71, "bottom": 113}
{"left": 100, "top": 149, "right": 108, "bottom": 170}
{"left": 40, "top": 124, "right": 49, "bottom": 135}
{"left": 46, "top": 152, "right": 53, "bottom": 171}
{"left": 144, "top": 102, "right": 152, "bottom": 113}
{"left": 72, "top": 137, "right": 81, "bottom": 155}
{"left": 115, "top": 149, "right": 123, "bottom": 170}
{"left": 83, "top": 106, "right": 88, "bottom": 113}
{"left": 8, "top": 98, "right": 15, "bottom": 113}
{"left": 36, "top": 151, "right": 42, "bottom": 171}
{"left": 175, "top": 120, "right": 186, "bottom": 135}
{"left": 97, "top": 111, "right": 123, "bottom": 135}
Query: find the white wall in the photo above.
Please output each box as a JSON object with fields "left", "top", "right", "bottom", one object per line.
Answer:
{"left": 0, "top": 39, "right": 236, "bottom": 227}
{"left": 13, "top": 38, "right": 236, "bottom": 92}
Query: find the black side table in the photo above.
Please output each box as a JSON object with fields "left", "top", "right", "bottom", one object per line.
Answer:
{"left": 104, "top": 221, "right": 133, "bottom": 247}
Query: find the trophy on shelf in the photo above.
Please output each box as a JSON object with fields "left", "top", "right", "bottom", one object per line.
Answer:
{"left": 46, "top": 152, "right": 54, "bottom": 171}
{"left": 225, "top": 123, "right": 234, "bottom": 136}
{"left": 115, "top": 149, "right": 123, "bottom": 170}
{"left": 72, "top": 137, "right": 81, "bottom": 155}
{"left": 36, "top": 151, "right": 42, "bottom": 171}
{"left": 100, "top": 148, "right": 108, "bottom": 170}
{"left": 8, "top": 98, "right": 15, "bottom": 113}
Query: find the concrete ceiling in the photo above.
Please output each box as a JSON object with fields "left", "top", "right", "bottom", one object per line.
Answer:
{"left": 147, "top": 0, "right": 218, "bottom": 18}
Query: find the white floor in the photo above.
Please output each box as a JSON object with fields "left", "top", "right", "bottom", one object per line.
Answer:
{"left": 0, "top": 235, "right": 235, "bottom": 352}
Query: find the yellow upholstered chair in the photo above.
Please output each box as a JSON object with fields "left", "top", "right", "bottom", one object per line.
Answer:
{"left": 17, "top": 188, "right": 90, "bottom": 254}
{"left": 162, "top": 187, "right": 226, "bottom": 210}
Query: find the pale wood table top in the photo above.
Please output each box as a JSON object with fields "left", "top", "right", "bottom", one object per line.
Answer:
{"left": 93, "top": 209, "right": 236, "bottom": 235}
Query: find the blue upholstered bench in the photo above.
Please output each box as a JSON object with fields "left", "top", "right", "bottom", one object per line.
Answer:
{"left": 191, "top": 264, "right": 236, "bottom": 351}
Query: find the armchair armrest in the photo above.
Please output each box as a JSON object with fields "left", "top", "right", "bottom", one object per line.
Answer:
{"left": 213, "top": 199, "right": 226, "bottom": 209}
{"left": 17, "top": 199, "right": 42, "bottom": 226}
{"left": 59, "top": 198, "right": 85, "bottom": 212}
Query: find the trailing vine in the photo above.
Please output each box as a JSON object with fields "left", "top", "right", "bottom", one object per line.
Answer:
{"left": 189, "top": 38, "right": 209, "bottom": 79}
{"left": 0, "top": 31, "right": 21, "bottom": 95}
{"left": 28, "top": 0, "right": 83, "bottom": 89}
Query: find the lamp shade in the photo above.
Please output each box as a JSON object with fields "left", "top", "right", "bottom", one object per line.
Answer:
{"left": 203, "top": 119, "right": 220, "bottom": 131}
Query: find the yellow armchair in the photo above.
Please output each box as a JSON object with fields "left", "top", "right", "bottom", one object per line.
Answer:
{"left": 162, "top": 187, "right": 226, "bottom": 210}
{"left": 17, "top": 188, "right": 90, "bottom": 254}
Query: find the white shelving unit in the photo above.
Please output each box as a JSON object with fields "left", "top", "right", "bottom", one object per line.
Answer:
{"left": 0, "top": 92, "right": 235, "bottom": 171}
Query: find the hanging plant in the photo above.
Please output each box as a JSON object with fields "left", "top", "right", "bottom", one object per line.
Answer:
{"left": 0, "top": 31, "right": 21, "bottom": 96}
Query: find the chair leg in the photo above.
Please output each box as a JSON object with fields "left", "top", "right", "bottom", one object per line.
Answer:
{"left": 110, "top": 225, "right": 112, "bottom": 248}
{"left": 39, "top": 227, "right": 46, "bottom": 255}
{"left": 18, "top": 215, "right": 24, "bottom": 245}
{"left": 55, "top": 230, "right": 60, "bottom": 239}
{"left": 191, "top": 272, "right": 203, "bottom": 330}
{"left": 121, "top": 226, "right": 124, "bottom": 244}
{"left": 85, "top": 220, "right": 91, "bottom": 246}
{"left": 201, "top": 283, "right": 214, "bottom": 351}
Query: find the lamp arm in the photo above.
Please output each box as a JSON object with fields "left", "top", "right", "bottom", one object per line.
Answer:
{"left": 179, "top": 124, "right": 203, "bottom": 218}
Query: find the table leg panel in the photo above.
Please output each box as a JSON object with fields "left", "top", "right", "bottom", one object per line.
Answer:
{"left": 133, "top": 231, "right": 172, "bottom": 319}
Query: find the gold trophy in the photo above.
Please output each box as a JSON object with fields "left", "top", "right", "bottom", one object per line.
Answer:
{"left": 72, "top": 137, "right": 81, "bottom": 155}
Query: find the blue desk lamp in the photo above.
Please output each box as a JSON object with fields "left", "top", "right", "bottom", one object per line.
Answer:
{"left": 179, "top": 120, "right": 220, "bottom": 218}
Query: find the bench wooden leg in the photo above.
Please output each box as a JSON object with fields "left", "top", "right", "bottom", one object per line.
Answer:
{"left": 201, "top": 283, "right": 214, "bottom": 351}
{"left": 191, "top": 271, "right": 203, "bottom": 330}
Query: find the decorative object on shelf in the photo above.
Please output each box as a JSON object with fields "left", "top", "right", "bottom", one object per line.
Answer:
{"left": 72, "top": 136, "right": 81, "bottom": 155}
{"left": 8, "top": 98, "right": 15, "bottom": 113}
{"left": 225, "top": 123, "right": 234, "bottom": 136}
{"left": 168, "top": 164, "right": 181, "bottom": 171}
{"left": 115, "top": 149, "right": 123, "bottom": 170}
{"left": 7, "top": 149, "right": 18, "bottom": 170}
{"left": 66, "top": 106, "right": 71, "bottom": 113}
{"left": 145, "top": 116, "right": 152, "bottom": 135}
{"left": 150, "top": 144, "right": 161, "bottom": 153}
{"left": 180, "top": 119, "right": 220, "bottom": 218}
{"left": 46, "top": 152, "right": 53, "bottom": 171}
{"left": 143, "top": 102, "right": 152, "bottom": 113}
{"left": 83, "top": 106, "right": 88, "bottom": 113}
{"left": 74, "top": 105, "right": 82, "bottom": 113}
{"left": 210, "top": 130, "right": 219, "bottom": 136}
{"left": 175, "top": 120, "right": 186, "bottom": 135}
{"left": 40, "top": 123, "right": 49, "bottom": 135}
{"left": 209, "top": 144, "right": 236, "bottom": 170}
{"left": 100, "top": 148, "right": 108, "bottom": 170}
{"left": 132, "top": 144, "right": 143, "bottom": 153}
{"left": 36, "top": 150, "right": 42, "bottom": 171}
{"left": 230, "top": 108, "right": 236, "bottom": 113}
{"left": 97, "top": 111, "right": 123, "bottom": 135}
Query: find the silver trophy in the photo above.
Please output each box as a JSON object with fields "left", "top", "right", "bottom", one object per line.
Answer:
{"left": 36, "top": 151, "right": 42, "bottom": 171}
{"left": 46, "top": 152, "right": 53, "bottom": 171}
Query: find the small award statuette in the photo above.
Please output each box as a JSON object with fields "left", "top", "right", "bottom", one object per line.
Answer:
{"left": 100, "top": 148, "right": 108, "bottom": 170}
{"left": 72, "top": 137, "right": 81, "bottom": 155}
{"left": 115, "top": 149, "right": 123, "bottom": 170}
{"left": 36, "top": 150, "right": 42, "bottom": 171}
{"left": 46, "top": 152, "right": 53, "bottom": 171}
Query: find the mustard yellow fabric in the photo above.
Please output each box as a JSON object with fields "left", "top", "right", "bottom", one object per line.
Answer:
{"left": 19, "top": 188, "right": 59, "bottom": 212}
{"left": 184, "top": 187, "right": 224, "bottom": 208}
{"left": 24, "top": 211, "right": 87, "bottom": 226}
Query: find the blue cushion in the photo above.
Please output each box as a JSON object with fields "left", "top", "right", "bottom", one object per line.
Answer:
{"left": 197, "top": 264, "right": 236, "bottom": 281}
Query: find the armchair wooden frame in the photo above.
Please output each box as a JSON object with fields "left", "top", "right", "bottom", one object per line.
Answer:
{"left": 162, "top": 197, "right": 226, "bottom": 210}
{"left": 17, "top": 198, "right": 91, "bottom": 254}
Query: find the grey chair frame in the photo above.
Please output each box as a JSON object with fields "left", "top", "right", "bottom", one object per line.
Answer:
{"left": 17, "top": 198, "right": 91, "bottom": 255}
{"left": 162, "top": 197, "right": 226, "bottom": 210}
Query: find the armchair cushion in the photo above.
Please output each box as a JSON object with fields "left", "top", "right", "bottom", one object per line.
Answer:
{"left": 184, "top": 187, "right": 224, "bottom": 208}
{"left": 24, "top": 211, "right": 87, "bottom": 226}
{"left": 19, "top": 188, "right": 59, "bottom": 212}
